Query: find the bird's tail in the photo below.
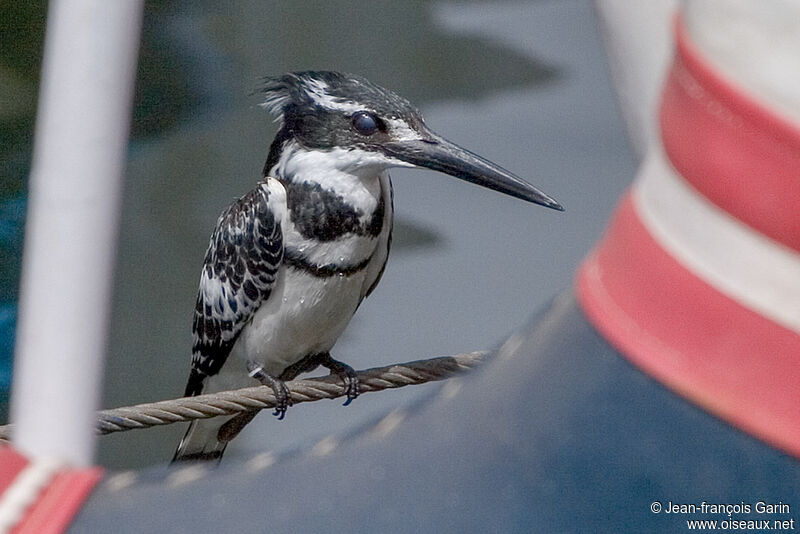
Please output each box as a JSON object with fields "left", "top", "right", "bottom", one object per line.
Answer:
{"left": 172, "top": 416, "right": 232, "bottom": 463}
{"left": 172, "top": 367, "right": 252, "bottom": 463}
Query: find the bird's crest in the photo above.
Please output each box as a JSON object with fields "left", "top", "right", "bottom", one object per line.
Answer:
{"left": 260, "top": 71, "right": 417, "bottom": 124}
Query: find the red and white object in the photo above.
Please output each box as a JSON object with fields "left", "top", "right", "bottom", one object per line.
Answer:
{"left": 0, "top": 448, "right": 102, "bottom": 534}
{"left": 579, "top": 6, "right": 800, "bottom": 458}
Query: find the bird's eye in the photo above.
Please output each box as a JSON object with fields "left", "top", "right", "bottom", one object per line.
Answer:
{"left": 351, "top": 111, "right": 379, "bottom": 136}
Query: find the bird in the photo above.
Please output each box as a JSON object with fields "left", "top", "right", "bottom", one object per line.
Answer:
{"left": 173, "top": 71, "right": 563, "bottom": 462}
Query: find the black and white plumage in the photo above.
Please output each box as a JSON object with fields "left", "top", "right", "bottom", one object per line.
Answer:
{"left": 174, "top": 71, "right": 562, "bottom": 462}
{"left": 186, "top": 185, "right": 283, "bottom": 394}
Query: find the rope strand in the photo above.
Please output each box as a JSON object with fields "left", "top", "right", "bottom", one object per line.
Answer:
{"left": 0, "top": 351, "right": 486, "bottom": 442}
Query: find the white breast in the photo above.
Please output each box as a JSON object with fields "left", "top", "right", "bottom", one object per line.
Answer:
{"left": 229, "top": 170, "right": 393, "bottom": 378}
{"left": 232, "top": 265, "right": 367, "bottom": 376}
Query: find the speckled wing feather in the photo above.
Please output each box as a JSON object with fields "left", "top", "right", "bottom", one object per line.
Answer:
{"left": 185, "top": 184, "right": 282, "bottom": 396}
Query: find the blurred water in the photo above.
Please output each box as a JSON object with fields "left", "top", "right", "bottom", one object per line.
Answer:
{"left": 1, "top": 0, "right": 636, "bottom": 469}
{"left": 0, "top": 195, "right": 25, "bottom": 418}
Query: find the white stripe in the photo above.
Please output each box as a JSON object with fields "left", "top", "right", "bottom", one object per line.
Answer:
{"left": 386, "top": 118, "right": 423, "bottom": 142}
{"left": 633, "top": 143, "right": 800, "bottom": 334}
{"left": 0, "top": 456, "right": 65, "bottom": 533}
{"left": 304, "top": 78, "right": 364, "bottom": 114}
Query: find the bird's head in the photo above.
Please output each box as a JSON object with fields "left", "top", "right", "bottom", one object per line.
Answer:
{"left": 261, "top": 71, "right": 563, "bottom": 211}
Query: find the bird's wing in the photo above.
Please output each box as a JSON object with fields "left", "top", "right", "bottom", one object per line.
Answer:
{"left": 185, "top": 183, "right": 283, "bottom": 396}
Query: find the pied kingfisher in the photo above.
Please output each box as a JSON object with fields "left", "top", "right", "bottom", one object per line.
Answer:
{"left": 173, "top": 71, "right": 563, "bottom": 462}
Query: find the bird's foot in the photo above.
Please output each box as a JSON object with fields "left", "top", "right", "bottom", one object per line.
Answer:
{"left": 248, "top": 365, "right": 292, "bottom": 419}
{"left": 319, "top": 353, "right": 360, "bottom": 406}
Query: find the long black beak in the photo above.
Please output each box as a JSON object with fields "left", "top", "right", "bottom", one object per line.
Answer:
{"left": 382, "top": 133, "right": 564, "bottom": 211}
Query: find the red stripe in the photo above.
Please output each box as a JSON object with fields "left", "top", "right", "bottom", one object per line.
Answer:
{"left": 12, "top": 467, "right": 103, "bottom": 534}
{"left": 576, "top": 194, "right": 800, "bottom": 458}
{"left": 0, "top": 448, "right": 30, "bottom": 493}
{"left": 661, "top": 17, "right": 800, "bottom": 253}
{"left": 0, "top": 446, "right": 103, "bottom": 534}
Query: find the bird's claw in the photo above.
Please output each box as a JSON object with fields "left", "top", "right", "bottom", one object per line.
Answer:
{"left": 249, "top": 364, "right": 292, "bottom": 420}
{"left": 334, "top": 361, "right": 360, "bottom": 406}
{"left": 343, "top": 376, "right": 359, "bottom": 406}
{"left": 271, "top": 378, "right": 291, "bottom": 419}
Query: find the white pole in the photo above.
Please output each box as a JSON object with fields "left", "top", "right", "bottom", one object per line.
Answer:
{"left": 10, "top": 0, "right": 143, "bottom": 466}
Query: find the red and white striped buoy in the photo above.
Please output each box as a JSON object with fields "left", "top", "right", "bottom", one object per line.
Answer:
{"left": 578, "top": 11, "right": 800, "bottom": 458}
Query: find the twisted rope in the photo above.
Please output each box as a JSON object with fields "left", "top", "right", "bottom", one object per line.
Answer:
{"left": 0, "top": 351, "right": 486, "bottom": 442}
